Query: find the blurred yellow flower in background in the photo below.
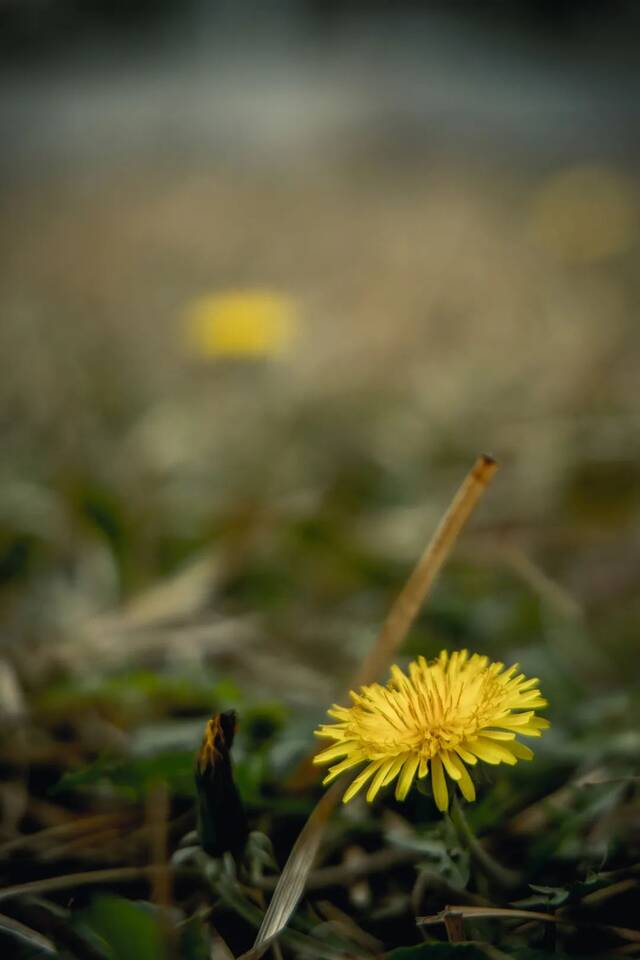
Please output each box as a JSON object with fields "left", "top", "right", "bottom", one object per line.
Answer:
{"left": 183, "top": 289, "right": 297, "bottom": 358}
{"left": 314, "top": 649, "right": 549, "bottom": 812}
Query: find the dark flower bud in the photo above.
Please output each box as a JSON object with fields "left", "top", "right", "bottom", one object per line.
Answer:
{"left": 195, "top": 710, "right": 248, "bottom": 858}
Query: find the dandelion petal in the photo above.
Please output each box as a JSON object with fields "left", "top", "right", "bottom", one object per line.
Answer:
{"left": 441, "top": 751, "right": 462, "bottom": 781}
{"left": 383, "top": 755, "right": 406, "bottom": 787}
{"left": 343, "top": 760, "right": 385, "bottom": 803}
{"left": 431, "top": 755, "right": 449, "bottom": 812}
{"left": 395, "top": 755, "right": 420, "bottom": 801}
{"left": 367, "top": 759, "right": 395, "bottom": 802}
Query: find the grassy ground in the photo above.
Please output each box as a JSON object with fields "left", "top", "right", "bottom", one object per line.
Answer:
{"left": 0, "top": 151, "right": 639, "bottom": 958}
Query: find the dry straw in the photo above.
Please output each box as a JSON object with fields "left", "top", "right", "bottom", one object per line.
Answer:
{"left": 241, "top": 454, "right": 498, "bottom": 959}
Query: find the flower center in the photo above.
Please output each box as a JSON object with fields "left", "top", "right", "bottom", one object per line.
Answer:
{"left": 349, "top": 670, "right": 508, "bottom": 761}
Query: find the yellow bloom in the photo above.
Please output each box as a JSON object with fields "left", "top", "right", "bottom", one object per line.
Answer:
{"left": 314, "top": 650, "right": 549, "bottom": 812}
{"left": 183, "top": 290, "right": 296, "bottom": 358}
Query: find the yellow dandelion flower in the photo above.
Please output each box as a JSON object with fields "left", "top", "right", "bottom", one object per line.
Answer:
{"left": 183, "top": 289, "right": 297, "bottom": 359}
{"left": 314, "top": 650, "right": 549, "bottom": 812}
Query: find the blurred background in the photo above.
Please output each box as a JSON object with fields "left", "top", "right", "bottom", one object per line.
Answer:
{"left": 1, "top": 3, "right": 639, "bottom": 955}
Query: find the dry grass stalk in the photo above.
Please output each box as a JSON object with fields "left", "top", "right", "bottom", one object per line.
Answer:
{"left": 248, "top": 455, "right": 499, "bottom": 956}
{"left": 147, "top": 781, "right": 171, "bottom": 911}
{"left": 352, "top": 454, "right": 497, "bottom": 689}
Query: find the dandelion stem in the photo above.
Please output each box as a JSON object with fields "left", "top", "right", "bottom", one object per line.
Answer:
{"left": 450, "top": 795, "right": 520, "bottom": 891}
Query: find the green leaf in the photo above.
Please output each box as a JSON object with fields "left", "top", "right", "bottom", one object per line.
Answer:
{"left": 179, "top": 916, "right": 212, "bottom": 960}
{"left": 36, "top": 671, "right": 233, "bottom": 728}
{"left": 391, "top": 818, "right": 470, "bottom": 889}
{"left": 77, "top": 895, "right": 167, "bottom": 960}
{"left": 513, "top": 884, "right": 570, "bottom": 909}
{"left": 54, "top": 750, "right": 196, "bottom": 800}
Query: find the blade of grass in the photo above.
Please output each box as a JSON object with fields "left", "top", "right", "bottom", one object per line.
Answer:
{"left": 249, "top": 455, "right": 498, "bottom": 956}
{"left": 247, "top": 781, "right": 343, "bottom": 957}
{"left": 0, "top": 911, "right": 57, "bottom": 955}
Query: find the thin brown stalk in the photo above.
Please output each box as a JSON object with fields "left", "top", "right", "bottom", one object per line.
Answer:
{"left": 417, "top": 906, "right": 640, "bottom": 945}
{"left": 443, "top": 912, "right": 466, "bottom": 943}
{"left": 250, "top": 455, "right": 499, "bottom": 955}
{"left": 147, "top": 781, "right": 177, "bottom": 957}
{"left": 0, "top": 865, "right": 200, "bottom": 903}
{"left": 0, "top": 813, "right": 128, "bottom": 858}
{"left": 418, "top": 905, "right": 559, "bottom": 926}
{"left": 147, "top": 781, "right": 171, "bottom": 911}
{"left": 352, "top": 454, "right": 497, "bottom": 689}
{"left": 579, "top": 878, "right": 638, "bottom": 907}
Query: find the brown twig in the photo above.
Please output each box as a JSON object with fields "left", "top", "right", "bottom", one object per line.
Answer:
{"left": 417, "top": 905, "right": 640, "bottom": 945}
{"left": 147, "top": 781, "right": 171, "bottom": 911}
{"left": 443, "top": 911, "right": 466, "bottom": 943}
{"left": 578, "top": 878, "right": 638, "bottom": 907}
{"left": 249, "top": 456, "right": 499, "bottom": 957}
{"left": 352, "top": 454, "right": 498, "bottom": 689}
{"left": 0, "top": 865, "right": 200, "bottom": 904}
{"left": 0, "top": 813, "right": 129, "bottom": 858}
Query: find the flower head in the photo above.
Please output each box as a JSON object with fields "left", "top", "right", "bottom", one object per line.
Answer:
{"left": 314, "top": 650, "right": 549, "bottom": 812}
{"left": 183, "top": 289, "right": 296, "bottom": 359}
